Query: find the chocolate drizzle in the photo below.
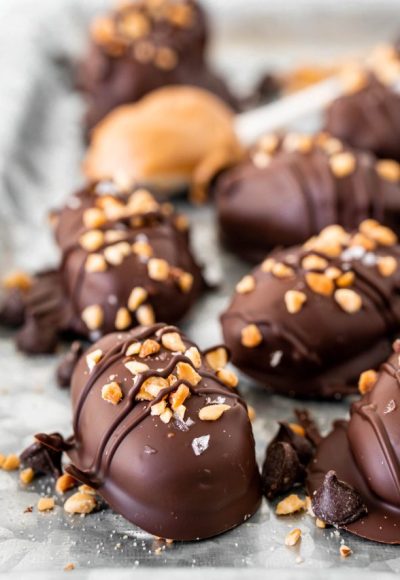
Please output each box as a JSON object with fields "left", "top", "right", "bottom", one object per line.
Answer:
{"left": 40, "top": 323, "right": 261, "bottom": 540}
{"left": 221, "top": 221, "right": 400, "bottom": 398}
{"left": 215, "top": 132, "right": 400, "bottom": 262}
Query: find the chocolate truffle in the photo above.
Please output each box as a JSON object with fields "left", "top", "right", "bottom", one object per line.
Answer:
{"left": 216, "top": 131, "right": 400, "bottom": 262}
{"left": 78, "top": 0, "right": 236, "bottom": 130}
{"left": 308, "top": 341, "right": 400, "bottom": 543}
{"left": 83, "top": 86, "right": 243, "bottom": 202}
{"left": 1, "top": 182, "right": 203, "bottom": 353}
{"left": 326, "top": 46, "right": 400, "bottom": 162}
{"left": 37, "top": 324, "right": 262, "bottom": 540}
{"left": 221, "top": 220, "right": 400, "bottom": 398}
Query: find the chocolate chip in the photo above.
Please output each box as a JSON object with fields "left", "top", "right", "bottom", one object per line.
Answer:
{"left": 20, "top": 434, "right": 63, "bottom": 478}
{"left": 312, "top": 470, "right": 367, "bottom": 526}
{"left": 57, "top": 341, "right": 83, "bottom": 388}
{"left": 262, "top": 441, "right": 305, "bottom": 499}
{"left": 273, "top": 422, "right": 314, "bottom": 465}
{"left": 0, "top": 289, "right": 25, "bottom": 327}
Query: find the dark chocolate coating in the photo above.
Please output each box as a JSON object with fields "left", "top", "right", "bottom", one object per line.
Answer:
{"left": 46, "top": 324, "right": 261, "bottom": 540}
{"left": 308, "top": 347, "right": 400, "bottom": 543}
{"left": 221, "top": 222, "right": 400, "bottom": 398}
{"left": 326, "top": 75, "right": 400, "bottom": 162}
{"left": 78, "top": 0, "right": 236, "bottom": 130}
{"left": 2, "top": 181, "right": 203, "bottom": 354}
{"left": 216, "top": 132, "right": 400, "bottom": 262}
{"left": 20, "top": 435, "right": 63, "bottom": 478}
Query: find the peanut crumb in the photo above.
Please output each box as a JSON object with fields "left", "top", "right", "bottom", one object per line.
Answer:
{"left": 276, "top": 494, "right": 306, "bottom": 516}
{"left": 241, "top": 324, "right": 263, "bottom": 348}
{"left": 358, "top": 369, "right": 377, "bottom": 395}
{"left": 285, "top": 528, "right": 302, "bottom": 547}
{"left": 101, "top": 381, "right": 123, "bottom": 405}
{"left": 38, "top": 497, "right": 55, "bottom": 512}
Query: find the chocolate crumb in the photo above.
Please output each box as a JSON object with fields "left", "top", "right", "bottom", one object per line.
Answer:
{"left": 262, "top": 441, "right": 305, "bottom": 499}
{"left": 312, "top": 470, "right": 367, "bottom": 526}
{"left": 23, "top": 506, "right": 33, "bottom": 513}
{"left": 57, "top": 341, "right": 83, "bottom": 388}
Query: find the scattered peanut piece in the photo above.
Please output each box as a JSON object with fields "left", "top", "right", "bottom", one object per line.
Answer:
{"left": 148, "top": 258, "right": 170, "bottom": 281}
{"left": 176, "top": 362, "right": 202, "bottom": 385}
{"left": 184, "top": 347, "right": 201, "bottom": 369}
{"left": 276, "top": 494, "right": 306, "bottom": 516}
{"left": 236, "top": 275, "right": 256, "bottom": 294}
{"left": 284, "top": 290, "right": 307, "bottom": 314}
{"left": 289, "top": 423, "right": 305, "bottom": 437}
{"left": 38, "top": 497, "right": 55, "bottom": 512}
{"left": 64, "top": 563, "right": 76, "bottom": 572}
{"left": 285, "top": 528, "right": 302, "bottom": 547}
{"left": 334, "top": 289, "right": 362, "bottom": 314}
{"left": 305, "top": 272, "right": 334, "bottom": 296}
{"left": 56, "top": 473, "right": 76, "bottom": 494}
{"left": 20, "top": 467, "right": 34, "bottom": 485}
{"left": 128, "top": 286, "right": 148, "bottom": 311}
{"left": 329, "top": 152, "right": 356, "bottom": 177}
{"left": 2, "top": 454, "right": 20, "bottom": 471}
{"left": 115, "top": 307, "right": 132, "bottom": 330}
{"left": 139, "top": 339, "right": 160, "bottom": 358}
{"left": 340, "top": 545, "right": 352, "bottom": 558}
{"left": 2, "top": 270, "right": 33, "bottom": 291}
{"left": 316, "top": 518, "right": 326, "bottom": 529}
{"left": 136, "top": 304, "right": 155, "bottom": 325}
{"left": 205, "top": 347, "right": 228, "bottom": 370}
{"left": 81, "top": 304, "right": 104, "bottom": 331}
{"left": 64, "top": 492, "right": 96, "bottom": 515}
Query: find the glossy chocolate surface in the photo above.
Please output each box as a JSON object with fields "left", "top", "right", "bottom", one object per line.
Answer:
{"left": 78, "top": 0, "right": 236, "bottom": 130}
{"left": 216, "top": 132, "right": 400, "bottom": 262}
{"left": 221, "top": 221, "right": 400, "bottom": 398}
{"left": 45, "top": 324, "right": 261, "bottom": 540}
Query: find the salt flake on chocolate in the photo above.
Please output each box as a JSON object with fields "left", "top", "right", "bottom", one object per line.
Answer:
{"left": 270, "top": 351, "right": 283, "bottom": 367}
{"left": 383, "top": 399, "right": 396, "bottom": 414}
{"left": 192, "top": 435, "right": 210, "bottom": 456}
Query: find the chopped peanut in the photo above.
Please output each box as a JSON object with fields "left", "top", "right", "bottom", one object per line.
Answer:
{"left": 86, "top": 348, "right": 103, "bottom": 372}
{"left": 83, "top": 208, "right": 106, "bottom": 229}
{"left": 376, "top": 159, "right": 400, "bottom": 182}
{"left": 101, "top": 381, "right": 123, "bottom": 405}
{"left": 276, "top": 494, "right": 306, "bottom": 516}
{"left": 285, "top": 528, "right": 302, "bottom": 547}
{"left": 316, "top": 518, "right": 326, "bottom": 529}
{"left": 261, "top": 258, "right": 275, "bottom": 273}
{"left": 20, "top": 467, "right": 34, "bottom": 485}
{"left": 2, "top": 271, "right": 33, "bottom": 291}
{"left": 302, "top": 255, "right": 328, "bottom": 271}
{"left": 148, "top": 258, "right": 170, "bottom": 281}
{"left": 178, "top": 272, "right": 194, "bottom": 293}
{"left": 305, "top": 272, "right": 334, "bottom": 296}
{"left": 216, "top": 368, "right": 238, "bottom": 388}
{"left": 160, "top": 408, "right": 173, "bottom": 424}
{"left": 377, "top": 256, "right": 397, "bottom": 277}
{"left": 184, "top": 347, "right": 201, "bottom": 368}
{"left": 115, "top": 307, "right": 132, "bottom": 330}
{"left": 272, "top": 262, "right": 294, "bottom": 279}
{"left": 162, "top": 332, "right": 186, "bottom": 353}
{"left": 289, "top": 423, "right": 305, "bottom": 437}
{"left": 176, "top": 362, "right": 202, "bottom": 385}
{"left": 340, "top": 545, "right": 352, "bottom": 558}
{"left": 241, "top": 324, "right": 263, "bottom": 348}
{"left": 236, "top": 275, "right": 256, "bottom": 294}
{"left": 85, "top": 253, "right": 107, "bottom": 273}
{"left": 126, "top": 342, "right": 141, "bottom": 356}
{"left": 125, "top": 360, "right": 149, "bottom": 375}
{"left": 139, "top": 339, "right": 160, "bottom": 358}
{"left": 334, "top": 289, "right": 362, "bottom": 313}
{"left": 136, "top": 304, "right": 155, "bottom": 325}
{"left": 56, "top": 473, "right": 76, "bottom": 494}
{"left": 81, "top": 305, "right": 103, "bottom": 331}
{"left": 151, "top": 400, "right": 167, "bottom": 416}
{"left": 170, "top": 385, "right": 190, "bottom": 410}
{"left": 336, "top": 271, "right": 355, "bottom": 287}
{"left": 2, "top": 454, "right": 20, "bottom": 471}
{"left": 64, "top": 492, "right": 96, "bottom": 515}
{"left": 132, "top": 240, "right": 153, "bottom": 259}
{"left": 205, "top": 347, "right": 228, "bottom": 370}
{"left": 38, "top": 497, "right": 55, "bottom": 512}
{"left": 79, "top": 230, "right": 104, "bottom": 252}
{"left": 284, "top": 290, "right": 307, "bottom": 314}
{"left": 329, "top": 152, "right": 356, "bottom": 177}
{"left": 199, "top": 403, "right": 231, "bottom": 421}
{"left": 128, "top": 287, "right": 148, "bottom": 311}
{"left": 358, "top": 369, "right": 377, "bottom": 395}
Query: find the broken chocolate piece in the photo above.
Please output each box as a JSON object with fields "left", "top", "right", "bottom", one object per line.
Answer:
{"left": 294, "top": 408, "right": 322, "bottom": 446}
{"left": 57, "top": 341, "right": 84, "bottom": 388}
{"left": 262, "top": 441, "right": 305, "bottom": 499}
{"left": 20, "top": 434, "right": 64, "bottom": 478}
{"left": 273, "top": 422, "right": 314, "bottom": 465}
{"left": 0, "top": 288, "right": 25, "bottom": 327}
{"left": 312, "top": 470, "right": 367, "bottom": 526}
